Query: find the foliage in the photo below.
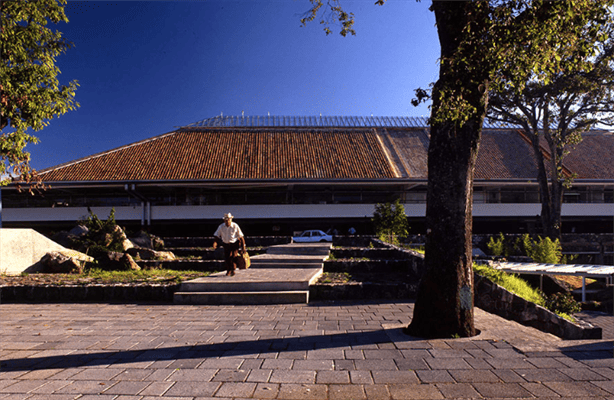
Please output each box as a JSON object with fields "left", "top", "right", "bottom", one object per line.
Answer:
{"left": 545, "top": 292, "right": 581, "bottom": 315}
{"left": 4, "top": 269, "right": 212, "bottom": 285}
{"left": 487, "top": 233, "right": 507, "bottom": 256}
{"left": 474, "top": 263, "right": 546, "bottom": 306}
{"left": 475, "top": 263, "right": 579, "bottom": 321}
{"left": 0, "top": 0, "right": 79, "bottom": 183}
{"left": 80, "top": 208, "right": 117, "bottom": 234}
{"left": 303, "top": 0, "right": 612, "bottom": 338}
{"left": 75, "top": 209, "right": 127, "bottom": 257}
{"left": 521, "top": 234, "right": 563, "bottom": 264}
{"left": 318, "top": 272, "right": 352, "bottom": 284}
{"left": 486, "top": 233, "right": 563, "bottom": 263}
{"left": 372, "top": 199, "right": 409, "bottom": 246}
{"left": 487, "top": 15, "right": 614, "bottom": 239}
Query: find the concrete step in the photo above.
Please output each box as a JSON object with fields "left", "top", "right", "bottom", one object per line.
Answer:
{"left": 172, "top": 241, "right": 328, "bottom": 305}
{"left": 267, "top": 243, "right": 331, "bottom": 256}
{"left": 178, "top": 276, "right": 315, "bottom": 292}
{"left": 174, "top": 290, "right": 309, "bottom": 305}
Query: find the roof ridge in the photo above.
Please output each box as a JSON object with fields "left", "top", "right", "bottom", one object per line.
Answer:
{"left": 184, "top": 115, "right": 520, "bottom": 129}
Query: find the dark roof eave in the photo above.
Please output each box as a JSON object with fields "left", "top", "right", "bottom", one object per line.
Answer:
{"left": 5, "top": 177, "right": 422, "bottom": 190}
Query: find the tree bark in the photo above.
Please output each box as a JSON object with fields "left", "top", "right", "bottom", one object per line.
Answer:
{"left": 527, "top": 127, "right": 558, "bottom": 239}
{"left": 405, "top": 2, "right": 488, "bottom": 338}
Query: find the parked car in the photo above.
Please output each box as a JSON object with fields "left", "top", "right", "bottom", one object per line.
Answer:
{"left": 292, "top": 230, "right": 333, "bottom": 243}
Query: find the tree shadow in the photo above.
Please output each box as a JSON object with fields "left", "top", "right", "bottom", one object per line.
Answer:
{"left": 1, "top": 327, "right": 422, "bottom": 372}
{"left": 559, "top": 341, "right": 614, "bottom": 360}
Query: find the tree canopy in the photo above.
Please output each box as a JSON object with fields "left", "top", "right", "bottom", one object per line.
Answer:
{"left": 0, "top": 0, "right": 78, "bottom": 183}
{"left": 303, "top": 0, "right": 613, "bottom": 338}
{"left": 488, "top": 19, "right": 614, "bottom": 239}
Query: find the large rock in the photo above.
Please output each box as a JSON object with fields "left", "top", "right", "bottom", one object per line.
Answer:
{"left": 50, "top": 231, "right": 79, "bottom": 249}
{"left": 41, "top": 250, "right": 94, "bottom": 274}
{"left": 97, "top": 252, "right": 140, "bottom": 271}
{"left": 114, "top": 226, "right": 134, "bottom": 251}
{"left": 129, "top": 231, "right": 153, "bottom": 249}
{"left": 69, "top": 225, "right": 89, "bottom": 237}
{"left": 126, "top": 247, "right": 176, "bottom": 261}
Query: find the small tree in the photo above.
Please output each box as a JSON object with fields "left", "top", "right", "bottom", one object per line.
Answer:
{"left": 77, "top": 208, "right": 126, "bottom": 256}
{"left": 372, "top": 199, "right": 409, "bottom": 245}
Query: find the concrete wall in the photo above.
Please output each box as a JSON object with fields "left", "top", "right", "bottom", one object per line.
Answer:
{"left": 0, "top": 229, "right": 66, "bottom": 275}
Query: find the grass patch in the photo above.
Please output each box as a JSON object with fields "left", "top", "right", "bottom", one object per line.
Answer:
{"left": 5, "top": 269, "right": 215, "bottom": 286}
{"left": 84, "top": 268, "right": 213, "bottom": 284}
{"left": 474, "top": 263, "right": 545, "bottom": 307}
{"left": 402, "top": 245, "right": 425, "bottom": 254}
{"left": 474, "top": 263, "right": 578, "bottom": 322}
{"left": 318, "top": 272, "right": 352, "bottom": 284}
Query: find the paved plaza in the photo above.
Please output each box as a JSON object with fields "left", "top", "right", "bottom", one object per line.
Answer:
{"left": 1, "top": 301, "right": 614, "bottom": 399}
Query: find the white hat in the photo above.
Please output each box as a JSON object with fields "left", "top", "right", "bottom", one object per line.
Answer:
{"left": 223, "top": 213, "right": 234, "bottom": 220}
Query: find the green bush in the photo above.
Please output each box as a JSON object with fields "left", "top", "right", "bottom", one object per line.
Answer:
{"left": 487, "top": 233, "right": 507, "bottom": 256}
{"left": 522, "top": 234, "right": 562, "bottom": 264}
{"left": 545, "top": 292, "right": 581, "bottom": 315}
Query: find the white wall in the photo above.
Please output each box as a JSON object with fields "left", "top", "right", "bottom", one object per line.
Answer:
{"left": 3, "top": 202, "right": 612, "bottom": 223}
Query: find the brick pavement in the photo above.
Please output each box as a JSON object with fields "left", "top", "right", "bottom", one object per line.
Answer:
{"left": 1, "top": 301, "right": 614, "bottom": 399}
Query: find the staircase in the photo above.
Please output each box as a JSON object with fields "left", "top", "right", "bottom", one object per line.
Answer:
{"left": 173, "top": 242, "right": 330, "bottom": 305}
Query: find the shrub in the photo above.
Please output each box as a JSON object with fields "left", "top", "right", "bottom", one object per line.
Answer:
{"left": 545, "top": 292, "right": 581, "bottom": 315}
{"left": 487, "top": 233, "right": 507, "bottom": 256}
{"left": 521, "top": 234, "right": 562, "bottom": 264}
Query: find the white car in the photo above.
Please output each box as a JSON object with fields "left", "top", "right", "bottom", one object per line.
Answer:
{"left": 292, "top": 230, "right": 333, "bottom": 243}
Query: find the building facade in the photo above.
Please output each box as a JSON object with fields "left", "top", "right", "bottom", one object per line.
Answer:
{"left": 3, "top": 116, "right": 614, "bottom": 236}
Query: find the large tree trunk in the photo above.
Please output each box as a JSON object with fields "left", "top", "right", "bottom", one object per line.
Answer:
{"left": 535, "top": 119, "right": 563, "bottom": 241}
{"left": 405, "top": 2, "right": 488, "bottom": 338}
{"left": 546, "top": 135, "right": 564, "bottom": 240}
{"left": 527, "top": 129, "right": 558, "bottom": 239}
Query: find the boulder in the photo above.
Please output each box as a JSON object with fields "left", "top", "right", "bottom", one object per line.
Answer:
{"left": 69, "top": 225, "right": 89, "bottom": 237}
{"left": 152, "top": 235, "right": 165, "bottom": 250}
{"left": 93, "top": 226, "right": 133, "bottom": 252}
{"left": 114, "top": 226, "right": 134, "bottom": 251}
{"left": 129, "top": 231, "right": 153, "bottom": 249}
{"left": 97, "top": 251, "right": 140, "bottom": 271}
{"left": 41, "top": 250, "right": 93, "bottom": 274}
{"left": 50, "top": 231, "right": 78, "bottom": 249}
{"left": 126, "top": 247, "right": 176, "bottom": 261}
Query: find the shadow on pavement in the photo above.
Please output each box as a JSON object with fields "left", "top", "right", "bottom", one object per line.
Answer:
{"left": 1, "top": 328, "right": 423, "bottom": 372}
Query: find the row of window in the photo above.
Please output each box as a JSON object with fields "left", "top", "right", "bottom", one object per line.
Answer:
{"left": 4, "top": 185, "right": 613, "bottom": 208}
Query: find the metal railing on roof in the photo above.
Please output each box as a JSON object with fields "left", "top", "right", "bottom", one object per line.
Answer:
{"left": 182, "top": 115, "right": 519, "bottom": 129}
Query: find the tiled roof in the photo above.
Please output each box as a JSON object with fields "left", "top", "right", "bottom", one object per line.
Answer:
{"left": 37, "top": 123, "right": 614, "bottom": 183}
{"left": 386, "top": 128, "right": 612, "bottom": 181}
{"left": 39, "top": 129, "right": 397, "bottom": 182}
{"left": 384, "top": 128, "right": 543, "bottom": 180}
{"left": 563, "top": 131, "right": 614, "bottom": 179}
{"left": 475, "top": 130, "right": 542, "bottom": 180}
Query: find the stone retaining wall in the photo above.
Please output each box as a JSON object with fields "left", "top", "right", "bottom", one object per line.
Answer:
{"left": 163, "top": 236, "right": 291, "bottom": 248}
{"left": 310, "top": 282, "right": 419, "bottom": 301}
{"left": 474, "top": 273, "right": 602, "bottom": 340}
{"left": 0, "top": 284, "right": 178, "bottom": 303}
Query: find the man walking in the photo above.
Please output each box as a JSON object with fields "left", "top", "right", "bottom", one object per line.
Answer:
{"left": 213, "top": 213, "right": 246, "bottom": 276}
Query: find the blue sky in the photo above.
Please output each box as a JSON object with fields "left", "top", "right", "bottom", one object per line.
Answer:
{"left": 28, "top": 0, "right": 440, "bottom": 170}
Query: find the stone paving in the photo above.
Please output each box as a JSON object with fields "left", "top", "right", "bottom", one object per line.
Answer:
{"left": 2, "top": 301, "right": 614, "bottom": 399}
